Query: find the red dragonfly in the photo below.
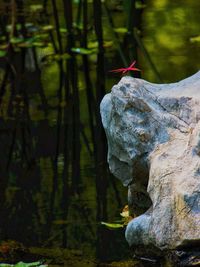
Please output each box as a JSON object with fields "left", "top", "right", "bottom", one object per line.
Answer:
{"left": 109, "top": 60, "right": 141, "bottom": 75}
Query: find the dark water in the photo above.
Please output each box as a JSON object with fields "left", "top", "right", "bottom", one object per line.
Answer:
{"left": 0, "top": 0, "right": 199, "bottom": 264}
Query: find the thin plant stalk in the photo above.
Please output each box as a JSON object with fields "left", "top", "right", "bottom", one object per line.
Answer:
{"left": 63, "top": 0, "right": 81, "bottom": 195}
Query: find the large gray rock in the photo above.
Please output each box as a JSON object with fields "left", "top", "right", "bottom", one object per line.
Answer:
{"left": 100, "top": 72, "right": 200, "bottom": 254}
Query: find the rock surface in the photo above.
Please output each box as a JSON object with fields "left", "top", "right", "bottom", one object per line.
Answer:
{"left": 100, "top": 72, "right": 200, "bottom": 254}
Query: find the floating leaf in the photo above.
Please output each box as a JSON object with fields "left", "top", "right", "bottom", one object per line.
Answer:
{"left": 25, "top": 23, "right": 34, "bottom": 28}
{"left": 33, "top": 33, "right": 49, "bottom": 40}
{"left": 71, "top": 47, "right": 94, "bottom": 55}
{"left": 30, "top": 5, "right": 43, "bottom": 12}
{"left": 25, "top": 23, "right": 38, "bottom": 33}
{"left": 73, "top": 22, "right": 83, "bottom": 30}
{"left": 42, "top": 25, "right": 54, "bottom": 31}
{"left": 10, "top": 37, "right": 24, "bottom": 44}
{"left": 33, "top": 42, "right": 46, "bottom": 47}
{"left": 101, "top": 222, "right": 124, "bottom": 229}
{"left": 15, "top": 261, "right": 46, "bottom": 267}
{"left": 59, "top": 28, "right": 67, "bottom": 33}
{"left": 103, "top": 41, "right": 113, "bottom": 48}
{"left": 0, "top": 261, "right": 47, "bottom": 267}
{"left": 190, "top": 36, "right": 200, "bottom": 43}
{"left": 16, "top": 37, "right": 36, "bottom": 46}
{"left": 88, "top": 41, "right": 98, "bottom": 49}
{"left": 0, "top": 50, "right": 7, "bottom": 57}
{"left": 114, "top": 27, "right": 128, "bottom": 34}
{"left": 17, "top": 42, "right": 33, "bottom": 48}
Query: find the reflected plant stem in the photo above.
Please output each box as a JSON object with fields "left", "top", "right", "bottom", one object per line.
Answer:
{"left": 54, "top": 62, "right": 64, "bottom": 170}
{"left": 32, "top": 47, "right": 49, "bottom": 117}
{"left": 82, "top": 54, "right": 96, "bottom": 152}
{"left": 48, "top": 61, "right": 64, "bottom": 236}
{"left": 42, "top": 1, "right": 58, "bottom": 53}
{"left": 71, "top": 59, "right": 81, "bottom": 195}
{"left": 103, "top": 3, "right": 128, "bottom": 67}
{"left": 6, "top": 125, "right": 17, "bottom": 170}
{"left": 13, "top": 1, "right": 35, "bottom": 169}
{"left": 7, "top": 68, "right": 16, "bottom": 117}
{"left": 21, "top": 124, "right": 28, "bottom": 163}
{"left": 80, "top": 123, "right": 93, "bottom": 156}
{"left": 84, "top": 0, "right": 122, "bottom": 214}
{"left": 20, "top": 48, "right": 34, "bottom": 166}
{"left": 93, "top": 0, "right": 108, "bottom": 222}
{"left": 43, "top": 0, "right": 48, "bottom": 12}
{"left": 10, "top": 0, "right": 16, "bottom": 39}
{"left": 76, "top": 0, "right": 82, "bottom": 27}
{"left": 93, "top": 0, "right": 110, "bottom": 258}
{"left": 124, "top": 0, "right": 139, "bottom": 77}
{"left": 82, "top": 0, "right": 96, "bottom": 154}
{"left": 110, "top": 175, "right": 122, "bottom": 208}
{"left": 0, "top": 3, "right": 15, "bottom": 110}
{"left": 51, "top": 0, "right": 63, "bottom": 53}
{"left": 0, "top": 65, "right": 10, "bottom": 108}
{"left": 0, "top": 15, "right": 9, "bottom": 41}
{"left": 61, "top": 76, "right": 71, "bottom": 247}
{"left": 63, "top": 0, "right": 81, "bottom": 195}
{"left": 133, "top": 28, "right": 162, "bottom": 82}
{"left": 48, "top": 0, "right": 66, "bottom": 235}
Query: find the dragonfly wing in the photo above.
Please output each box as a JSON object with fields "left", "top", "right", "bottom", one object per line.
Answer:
{"left": 122, "top": 69, "right": 128, "bottom": 74}
{"left": 129, "top": 67, "right": 141, "bottom": 71}
{"left": 109, "top": 68, "right": 126, "bottom": 73}
{"left": 129, "top": 60, "right": 136, "bottom": 68}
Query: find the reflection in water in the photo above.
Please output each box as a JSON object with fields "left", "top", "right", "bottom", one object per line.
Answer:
{"left": 142, "top": 0, "right": 200, "bottom": 83}
{"left": 0, "top": 0, "right": 199, "bottom": 264}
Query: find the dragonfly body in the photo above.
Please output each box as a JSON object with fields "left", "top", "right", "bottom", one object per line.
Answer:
{"left": 109, "top": 60, "right": 140, "bottom": 75}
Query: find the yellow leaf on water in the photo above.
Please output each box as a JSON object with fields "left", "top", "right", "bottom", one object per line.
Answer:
{"left": 120, "top": 205, "right": 129, "bottom": 218}
{"left": 101, "top": 222, "right": 124, "bottom": 229}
